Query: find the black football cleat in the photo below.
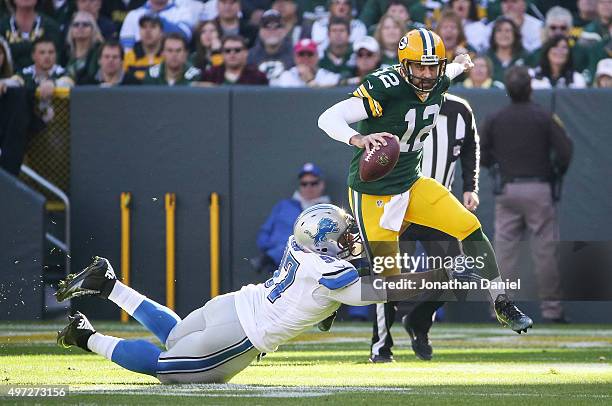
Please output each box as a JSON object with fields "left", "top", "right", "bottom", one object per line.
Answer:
{"left": 55, "top": 256, "right": 117, "bottom": 302}
{"left": 368, "top": 354, "right": 394, "bottom": 363}
{"left": 402, "top": 315, "right": 433, "bottom": 361}
{"left": 317, "top": 311, "right": 337, "bottom": 332}
{"left": 494, "top": 294, "right": 534, "bottom": 334}
{"left": 57, "top": 312, "right": 96, "bottom": 352}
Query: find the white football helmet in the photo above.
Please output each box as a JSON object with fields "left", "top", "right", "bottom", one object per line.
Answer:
{"left": 293, "top": 204, "right": 362, "bottom": 258}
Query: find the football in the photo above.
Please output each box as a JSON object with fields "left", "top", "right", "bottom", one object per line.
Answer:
{"left": 359, "top": 137, "right": 400, "bottom": 182}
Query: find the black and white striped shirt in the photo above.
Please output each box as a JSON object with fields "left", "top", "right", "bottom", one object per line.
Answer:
{"left": 421, "top": 94, "right": 479, "bottom": 192}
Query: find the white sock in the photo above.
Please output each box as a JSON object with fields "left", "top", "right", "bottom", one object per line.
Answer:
{"left": 488, "top": 276, "right": 505, "bottom": 301}
{"left": 87, "top": 333, "right": 122, "bottom": 360}
{"left": 107, "top": 281, "right": 146, "bottom": 315}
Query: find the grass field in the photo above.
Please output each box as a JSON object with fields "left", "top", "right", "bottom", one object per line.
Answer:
{"left": 1, "top": 321, "right": 611, "bottom": 405}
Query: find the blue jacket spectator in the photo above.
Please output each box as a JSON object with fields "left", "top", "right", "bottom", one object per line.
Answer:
{"left": 119, "top": 0, "right": 194, "bottom": 49}
{"left": 256, "top": 163, "right": 331, "bottom": 267}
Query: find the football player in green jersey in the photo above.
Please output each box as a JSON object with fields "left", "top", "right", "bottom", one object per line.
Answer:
{"left": 318, "top": 28, "right": 533, "bottom": 335}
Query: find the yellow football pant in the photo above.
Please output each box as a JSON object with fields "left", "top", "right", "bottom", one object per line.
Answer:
{"left": 348, "top": 177, "right": 481, "bottom": 276}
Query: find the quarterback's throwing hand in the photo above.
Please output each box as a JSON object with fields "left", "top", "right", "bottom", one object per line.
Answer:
{"left": 350, "top": 132, "right": 397, "bottom": 154}
{"left": 453, "top": 53, "right": 474, "bottom": 72}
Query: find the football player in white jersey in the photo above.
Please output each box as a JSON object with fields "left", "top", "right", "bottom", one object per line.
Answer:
{"left": 56, "top": 204, "right": 434, "bottom": 383}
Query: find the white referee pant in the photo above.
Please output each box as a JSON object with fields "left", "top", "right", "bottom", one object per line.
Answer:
{"left": 156, "top": 293, "right": 259, "bottom": 383}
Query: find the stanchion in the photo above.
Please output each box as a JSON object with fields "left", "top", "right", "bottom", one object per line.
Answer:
{"left": 210, "top": 193, "right": 220, "bottom": 298}
{"left": 165, "top": 193, "right": 176, "bottom": 311}
{"left": 120, "top": 192, "right": 131, "bottom": 323}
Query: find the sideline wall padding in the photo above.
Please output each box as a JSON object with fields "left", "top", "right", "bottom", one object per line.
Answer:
{"left": 0, "top": 169, "right": 45, "bottom": 319}
{"left": 70, "top": 87, "right": 231, "bottom": 318}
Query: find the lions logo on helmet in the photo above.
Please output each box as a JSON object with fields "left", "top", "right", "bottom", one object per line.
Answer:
{"left": 397, "top": 28, "right": 447, "bottom": 93}
{"left": 294, "top": 204, "right": 362, "bottom": 258}
{"left": 304, "top": 218, "right": 339, "bottom": 246}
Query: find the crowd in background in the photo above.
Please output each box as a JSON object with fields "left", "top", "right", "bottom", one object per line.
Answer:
{"left": 1, "top": 0, "right": 612, "bottom": 91}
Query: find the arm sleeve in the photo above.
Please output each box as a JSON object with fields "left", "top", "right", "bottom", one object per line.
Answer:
{"left": 445, "top": 63, "right": 465, "bottom": 80}
{"left": 317, "top": 97, "right": 368, "bottom": 145}
{"left": 460, "top": 109, "right": 480, "bottom": 193}
{"left": 119, "top": 13, "right": 138, "bottom": 49}
{"left": 322, "top": 279, "right": 386, "bottom": 305}
{"left": 160, "top": 17, "right": 192, "bottom": 41}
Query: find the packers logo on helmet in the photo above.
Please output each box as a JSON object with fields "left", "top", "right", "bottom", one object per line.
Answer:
{"left": 397, "top": 28, "right": 447, "bottom": 93}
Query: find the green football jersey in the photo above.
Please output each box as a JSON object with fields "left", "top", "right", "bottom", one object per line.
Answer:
{"left": 347, "top": 64, "right": 451, "bottom": 195}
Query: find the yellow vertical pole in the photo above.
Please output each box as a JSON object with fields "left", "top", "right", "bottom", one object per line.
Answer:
{"left": 165, "top": 193, "right": 176, "bottom": 311}
{"left": 120, "top": 192, "right": 131, "bottom": 323}
{"left": 209, "top": 192, "right": 220, "bottom": 298}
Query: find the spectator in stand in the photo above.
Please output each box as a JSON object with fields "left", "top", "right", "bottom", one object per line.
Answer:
{"left": 487, "top": 0, "right": 543, "bottom": 53}
{"left": 319, "top": 17, "right": 355, "bottom": 78}
{"left": 574, "top": 0, "right": 598, "bottom": 28}
{"left": 486, "top": 17, "right": 527, "bottom": 82}
{"left": 76, "top": 0, "right": 117, "bottom": 40}
{"left": 4, "top": 38, "right": 72, "bottom": 173}
{"left": 215, "top": 0, "right": 257, "bottom": 47}
{"left": 256, "top": 162, "right": 331, "bottom": 270}
{"left": 342, "top": 35, "right": 380, "bottom": 85}
{"left": 101, "top": 0, "right": 146, "bottom": 32}
{"left": 407, "top": 0, "right": 443, "bottom": 28}
{"left": 39, "top": 0, "right": 74, "bottom": 33}
{"left": 65, "top": 11, "right": 103, "bottom": 84}
{"left": 581, "top": 0, "right": 611, "bottom": 43}
{"left": 190, "top": 20, "right": 223, "bottom": 72}
{"left": 83, "top": 40, "right": 140, "bottom": 85}
{"left": 593, "top": 57, "right": 612, "bottom": 86}
{"left": 459, "top": 55, "right": 505, "bottom": 89}
{"left": 366, "top": 0, "right": 422, "bottom": 36}
{"left": 201, "top": 35, "right": 268, "bottom": 84}
{"left": 248, "top": 9, "right": 295, "bottom": 82}
{"left": 359, "top": 0, "right": 402, "bottom": 30}
{"left": 143, "top": 32, "right": 201, "bottom": 85}
{"left": 449, "top": 0, "right": 488, "bottom": 53}
{"left": 241, "top": 0, "right": 270, "bottom": 26}
{"left": 13, "top": 37, "right": 73, "bottom": 96}
{"left": 0, "top": 37, "right": 31, "bottom": 176}
{"left": 435, "top": 10, "right": 476, "bottom": 61}
{"left": 0, "top": 38, "right": 13, "bottom": 83}
{"left": 124, "top": 14, "right": 163, "bottom": 81}
{"left": 374, "top": 13, "right": 402, "bottom": 67}
{"left": 272, "top": 0, "right": 303, "bottom": 45}
{"left": 526, "top": 7, "right": 589, "bottom": 76}
{"left": 586, "top": 22, "right": 612, "bottom": 79}
{"left": 530, "top": 35, "right": 587, "bottom": 88}
{"left": 310, "top": 0, "right": 367, "bottom": 53}
{"left": 271, "top": 38, "right": 340, "bottom": 86}
{"left": 119, "top": 0, "right": 193, "bottom": 50}
{"left": 0, "top": 0, "right": 63, "bottom": 70}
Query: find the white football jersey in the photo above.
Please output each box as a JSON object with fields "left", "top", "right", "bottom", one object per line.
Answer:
{"left": 234, "top": 237, "right": 360, "bottom": 353}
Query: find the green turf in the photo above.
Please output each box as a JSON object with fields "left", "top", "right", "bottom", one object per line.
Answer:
{"left": 1, "top": 322, "right": 611, "bottom": 405}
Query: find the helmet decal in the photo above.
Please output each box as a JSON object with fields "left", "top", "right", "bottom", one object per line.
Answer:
{"left": 304, "top": 217, "right": 339, "bottom": 247}
{"left": 398, "top": 36, "right": 408, "bottom": 50}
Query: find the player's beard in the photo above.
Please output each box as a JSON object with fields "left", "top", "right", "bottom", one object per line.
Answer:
{"left": 411, "top": 76, "right": 437, "bottom": 91}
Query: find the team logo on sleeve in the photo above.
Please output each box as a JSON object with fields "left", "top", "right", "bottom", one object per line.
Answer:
{"left": 304, "top": 218, "right": 339, "bottom": 246}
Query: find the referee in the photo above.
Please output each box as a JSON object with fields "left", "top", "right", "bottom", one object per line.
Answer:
{"left": 370, "top": 93, "right": 480, "bottom": 362}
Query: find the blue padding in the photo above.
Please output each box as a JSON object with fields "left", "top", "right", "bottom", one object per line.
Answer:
{"left": 319, "top": 269, "right": 359, "bottom": 290}
{"left": 111, "top": 339, "right": 161, "bottom": 376}
{"left": 157, "top": 338, "right": 253, "bottom": 374}
{"left": 132, "top": 299, "right": 180, "bottom": 344}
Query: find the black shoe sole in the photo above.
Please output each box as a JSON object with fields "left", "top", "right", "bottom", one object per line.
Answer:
{"left": 55, "top": 257, "right": 111, "bottom": 302}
